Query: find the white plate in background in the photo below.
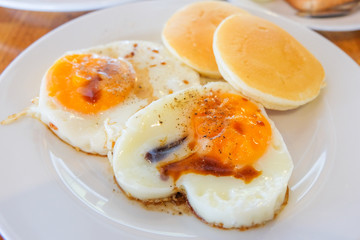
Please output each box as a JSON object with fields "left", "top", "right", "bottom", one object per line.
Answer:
{"left": 229, "top": 0, "right": 360, "bottom": 31}
{"left": 1, "top": 0, "right": 360, "bottom": 239}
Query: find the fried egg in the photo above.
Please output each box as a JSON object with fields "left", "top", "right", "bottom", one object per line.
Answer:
{"left": 111, "top": 82, "right": 293, "bottom": 229}
{"left": 27, "top": 40, "right": 200, "bottom": 155}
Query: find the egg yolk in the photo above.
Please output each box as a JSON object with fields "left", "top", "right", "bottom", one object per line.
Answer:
{"left": 158, "top": 92, "right": 272, "bottom": 183}
{"left": 46, "top": 54, "right": 136, "bottom": 114}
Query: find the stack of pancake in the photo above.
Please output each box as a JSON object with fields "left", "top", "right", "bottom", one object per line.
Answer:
{"left": 162, "top": 1, "right": 325, "bottom": 110}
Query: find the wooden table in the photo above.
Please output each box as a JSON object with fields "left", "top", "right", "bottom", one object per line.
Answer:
{"left": 0, "top": 5, "right": 359, "bottom": 240}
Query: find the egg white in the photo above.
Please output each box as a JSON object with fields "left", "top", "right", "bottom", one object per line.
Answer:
{"left": 32, "top": 40, "right": 200, "bottom": 155}
{"left": 111, "top": 81, "right": 293, "bottom": 229}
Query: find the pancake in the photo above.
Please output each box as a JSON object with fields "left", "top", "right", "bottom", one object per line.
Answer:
{"left": 213, "top": 14, "right": 325, "bottom": 110}
{"left": 162, "top": 1, "right": 248, "bottom": 78}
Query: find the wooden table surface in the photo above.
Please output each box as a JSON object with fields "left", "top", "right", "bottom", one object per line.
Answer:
{"left": 0, "top": 5, "right": 360, "bottom": 240}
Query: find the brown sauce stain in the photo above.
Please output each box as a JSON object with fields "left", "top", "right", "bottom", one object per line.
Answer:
{"left": 124, "top": 51, "right": 135, "bottom": 58}
{"left": 79, "top": 74, "right": 102, "bottom": 103}
{"left": 145, "top": 137, "right": 187, "bottom": 163}
{"left": 48, "top": 122, "right": 58, "bottom": 131}
{"left": 139, "top": 192, "right": 191, "bottom": 216}
{"left": 158, "top": 154, "right": 262, "bottom": 184}
{"left": 233, "top": 122, "right": 244, "bottom": 134}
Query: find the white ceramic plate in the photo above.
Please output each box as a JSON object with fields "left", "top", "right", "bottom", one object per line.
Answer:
{"left": 0, "top": 0, "right": 143, "bottom": 12}
{"left": 1, "top": 0, "right": 360, "bottom": 239}
{"left": 229, "top": 0, "right": 360, "bottom": 31}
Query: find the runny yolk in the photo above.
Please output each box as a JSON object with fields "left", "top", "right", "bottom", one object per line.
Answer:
{"left": 158, "top": 91, "right": 272, "bottom": 183}
{"left": 46, "top": 54, "right": 136, "bottom": 114}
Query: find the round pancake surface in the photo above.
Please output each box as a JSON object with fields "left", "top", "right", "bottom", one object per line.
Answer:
{"left": 162, "top": 1, "right": 248, "bottom": 78}
{"left": 213, "top": 14, "right": 325, "bottom": 110}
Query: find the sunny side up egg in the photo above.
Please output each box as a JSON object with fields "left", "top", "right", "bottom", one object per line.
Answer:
{"left": 28, "top": 40, "right": 200, "bottom": 155}
{"left": 111, "top": 82, "right": 293, "bottom": 229}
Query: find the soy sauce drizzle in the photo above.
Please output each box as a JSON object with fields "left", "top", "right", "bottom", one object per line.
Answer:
{"left": 79, "top": 74, "right": 101, "bottom": 103}
{"left": 145, "top": 137, "right": 187, "bottom": 163}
